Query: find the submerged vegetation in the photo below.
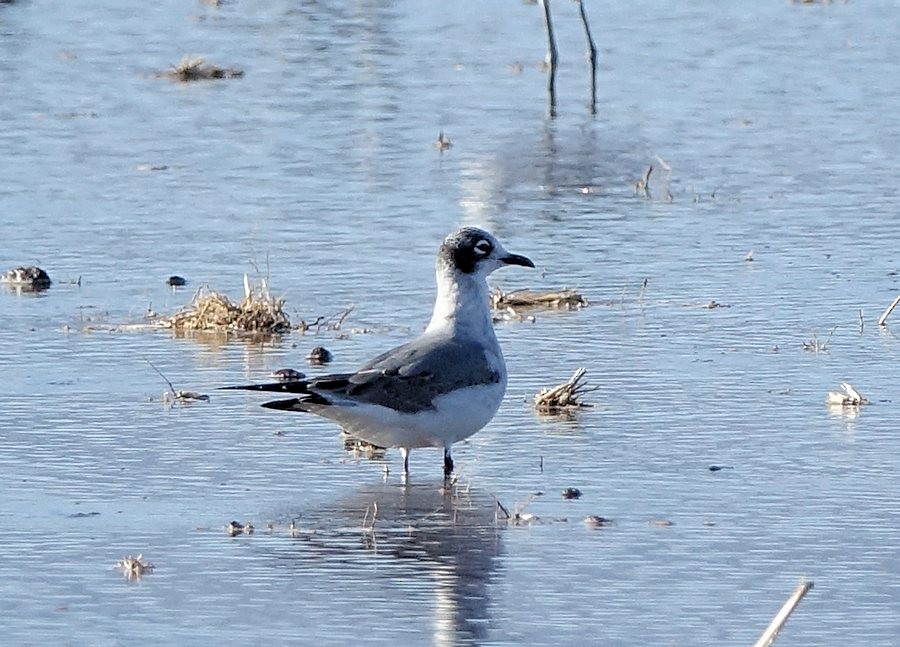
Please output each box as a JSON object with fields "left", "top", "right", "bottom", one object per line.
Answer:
{"left": 160, "top": 56, "right": 243, "bottom": 82}
{"left": 491, "top": 287, "right": 588, "bottom": 314}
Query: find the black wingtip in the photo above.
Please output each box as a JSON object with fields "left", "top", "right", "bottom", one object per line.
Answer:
{"left": 218, "top": 381, "right": 310, "bottom": 394}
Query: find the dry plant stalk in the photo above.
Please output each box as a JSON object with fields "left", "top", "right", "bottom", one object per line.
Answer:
{"left": 163, "top": 56, "right": 243, "bottom": 82}
{"left": 163, "top": 276, "right": 290, "bottom": 334}
{"left": 533, "top": 368, "right": 598, "bottom": 413}
{"left": 752, "top": 580, "right": 814, "bottom": 647}
{"left": 491, "top": 288, "right": 588, "bottom": 313}
{"left": 826, "top": 383, "right": 868, "bottom": 406}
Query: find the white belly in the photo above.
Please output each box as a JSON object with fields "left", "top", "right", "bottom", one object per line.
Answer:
{"left": 310, "top": 379, "right": 507, "bottom": 449}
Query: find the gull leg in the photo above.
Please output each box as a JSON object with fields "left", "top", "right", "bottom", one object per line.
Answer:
{"left": 443, "top": 447, "right": 454, "bottom": 478}
{"left": 576, "top": 0, "right": 598, "bottom": 115}
{"left": 538, "top": 0, "right": 558, "bottom": 118}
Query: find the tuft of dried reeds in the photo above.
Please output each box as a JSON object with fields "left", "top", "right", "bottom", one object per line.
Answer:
{"left": 115, "top": 554, "right": 154, "bottom": 580}
{"left": 533, "top": 368, "right": 598, "bottom": 413}
{"left": 163, "top": 275, "right": 290, "bottom": 335}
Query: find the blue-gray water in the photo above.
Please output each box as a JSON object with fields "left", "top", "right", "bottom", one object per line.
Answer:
{"left": 3, "top": 1, "right": 900, "bottom": 644}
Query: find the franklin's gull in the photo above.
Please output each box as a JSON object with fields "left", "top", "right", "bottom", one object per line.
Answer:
{"left": 223, "top": 227, "right": 534, "bottom": 477}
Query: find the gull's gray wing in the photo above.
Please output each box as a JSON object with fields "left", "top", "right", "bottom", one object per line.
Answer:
{"left": 308, "top": 334, "right": 501, "bottom": 413}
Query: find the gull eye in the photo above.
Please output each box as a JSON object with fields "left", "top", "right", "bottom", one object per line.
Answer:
{"left": 474, "top": 239, "right": 493, "bottom": 256}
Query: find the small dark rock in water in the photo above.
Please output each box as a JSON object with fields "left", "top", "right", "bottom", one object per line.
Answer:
{"left": 561, "top": 487, "right": 582, "bottom": 500}
{"left": 1, "top": 266, "right": 52, "bottom": 291}
{"left": 307, "top": 346, "right": 334, "bottom": 365}
{"left": 272, "top": 368, "right": 305, "bottom": 381}
{"left": 166, "top": 275, "right": 187, "bottom": 287}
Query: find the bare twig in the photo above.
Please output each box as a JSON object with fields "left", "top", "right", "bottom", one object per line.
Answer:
{"left": 575, "top": 0, "right": 598, "bottom": 114}
{"left": 635, "top": 165, "right": 653, "bottom": 196}
{"left": 146, "top": 359, "right": 210, "bottom": 403}
{"left": 146, "top": 359, "right": 177, "bottom": 398}
{"left": 877, "top": 295, "right": 900, "bottom": 327}
{"left": 538, "top": 0, "right": 558, "bottom": 118}
{"left": 752, "top": 580, "right": 814, "bottom": 647}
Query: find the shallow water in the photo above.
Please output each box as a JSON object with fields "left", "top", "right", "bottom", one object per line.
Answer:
{"left": 3, "top": 0, "right": 900, "bottom": 644}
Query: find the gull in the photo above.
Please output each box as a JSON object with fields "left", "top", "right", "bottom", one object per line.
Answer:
{"left": 222, "top": 227, "right": 534, "bottom": 477}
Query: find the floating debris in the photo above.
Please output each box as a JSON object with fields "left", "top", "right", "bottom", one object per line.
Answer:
{"left": 649, "top": 519, "right": 674, "bottom": 528}
{"left": 225, "top": 521, "right": 255, "bottom": 536}
{"left": 148, "top": 359, "right": 209, "bottom": 404}
{"left": 341, "top": 431, "right": 386, "bottom": 458}
{"left": 491, "top": 288, "right": 587, "bottom": 313}
{"left": 1, "top": 266, "right": 52, "bottom": 291}
{"left": 136, "top": 163, "right": 169, "bottom": 172}
{"left": 115, "top": 554, "right": 154, "bottom": 580}
{"left": 826, "top": 382, "right": 868, "bottom": 406}
{"left": 272, "top": 368, "right": 305, "bottom": 381}
{"left": 561, "top": 487, "right": 582, "bottom": 500}
{"left": 496, "top": 498, "right": 540, "bottom": 526}
{"left": 584, "top": 515, "right": 611, "bottom": 527}
{"left": 161, "top": 56, "right": 243, "bottom": 82}
{"left": 802, "top": 326, "right": 836, "bottom": 353}
{"left": 708, "top": 465, "right": 734, "bottom": 472}
{"left": 163, "top": 276, "right": 290, "bottom": 334}
{"left": 166, "top": 275, "right": 187, "bottom": 287}
{"left": 435, "top": 131, "right": 452, "bottom": 152}
{"left": 533, "top": 368, "right": 598, "bottom": 414}
{"left": 163, "top": 390, "right": 210, "bottom": 404}
{"left": 704, "top": 300, "right": 730, "bottom": 309}
{"left": 307, "top": 346, "right": 334, "bottom": 365}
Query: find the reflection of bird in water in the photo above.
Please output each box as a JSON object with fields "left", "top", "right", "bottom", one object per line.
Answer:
{"left": 267, "top": 481, "right": 502, "bottom": 645}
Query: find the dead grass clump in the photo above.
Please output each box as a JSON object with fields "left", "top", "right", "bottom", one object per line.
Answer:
{"left": 491, "top": 288, "right": 588, "bottom": 314}
{"left": 162, "top": 56, "right": 243, "bottom": 82}
{"left": 533, "top": 368, "right": 598, "bottom": 413}
{"left": 164, "top": 275, "right": 290, "bottom": 334}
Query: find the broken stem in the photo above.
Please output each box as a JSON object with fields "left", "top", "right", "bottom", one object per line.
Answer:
{"left": 877, "top": 295, "right": 900, "bottom": 327}
{"left": 538, "top": 0, "right": 558, "bottom": 118}
{"left": 146, "top": 358, "right": 178, "bottom": 398}
{"left": 752, "top": 580, "right": 814, "bottom": 647}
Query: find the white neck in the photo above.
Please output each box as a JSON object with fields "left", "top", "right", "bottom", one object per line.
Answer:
{"left": 425, "top": 263, "right": 494, "bottom": 337}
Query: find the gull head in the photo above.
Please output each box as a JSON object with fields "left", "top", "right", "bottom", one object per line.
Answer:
{"left": 438, "top": 227, "right": 535, "bottom": 278}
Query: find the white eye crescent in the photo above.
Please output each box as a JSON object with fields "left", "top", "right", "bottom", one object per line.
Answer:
{"left": 474, "top": 240, "right": 493, "bottom": 256}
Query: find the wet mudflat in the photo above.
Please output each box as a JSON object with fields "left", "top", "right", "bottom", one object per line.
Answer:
{"left": 2, "top": 1, "right": 900, "bottom": 644}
